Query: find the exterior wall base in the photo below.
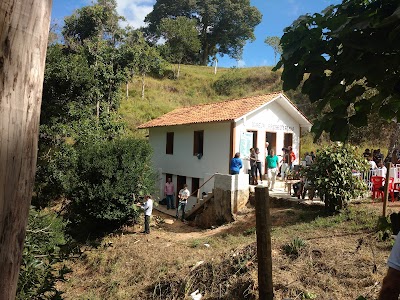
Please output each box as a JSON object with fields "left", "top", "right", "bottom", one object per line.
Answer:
{"left": 192, "top": 174, "right": 249, "bottom": 228}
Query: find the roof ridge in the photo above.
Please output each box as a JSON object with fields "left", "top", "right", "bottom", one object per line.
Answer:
{"left": 176, "top": 91, "right": 282, "bottom": 110}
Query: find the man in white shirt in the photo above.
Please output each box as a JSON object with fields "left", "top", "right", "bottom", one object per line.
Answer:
{"left": 138, "top": 195, "right": 153, "bottom": 234}
{"left": 176, "top": 184, "right": 190, "bottom": 221}
{"left": 379, "top": 234, "right": 400, "bottom": 299}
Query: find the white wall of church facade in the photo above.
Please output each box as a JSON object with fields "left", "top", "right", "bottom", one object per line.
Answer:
{"left": 234, "top": 100, "right": 300, "bottom": 168}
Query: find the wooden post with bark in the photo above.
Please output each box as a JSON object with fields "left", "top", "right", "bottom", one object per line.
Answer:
{"left": 255, "top": 186, "right": 274, "bottom": 300}
{"left": 0, "top": 0, "right": 52, "bottom": 299}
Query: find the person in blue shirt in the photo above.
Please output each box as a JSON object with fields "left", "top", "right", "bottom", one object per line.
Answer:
{"left": 230, "top": 152, "right": 243, "bottom": 175}
{"left": 266, "top": 149, "right": 279, "bottom": 191}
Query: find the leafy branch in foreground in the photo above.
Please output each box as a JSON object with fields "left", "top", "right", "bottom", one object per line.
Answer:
{"left": 275, "top": 0, "right": 400, "bottom": 142}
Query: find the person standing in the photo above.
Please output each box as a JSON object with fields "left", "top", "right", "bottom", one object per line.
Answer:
{"left": 164, "top": 177, "right": 175, "bottom": 210}
{"left": 250, "top": 147, "right": 257, "bottom": 185}
{"left": 288, "top": 146, "right": 296, "bottom": 170}
{"left": 254, "top": 148, "right": 263, "bottom": 184}
{"left": 379, "top": 234, "right": 400, "bottom": 299}
{"left": 177, "top": 184, "right": 190, "bottom": 221}
{"left": 137, "top": 195, "right": 153, "bottom": 234}
{"left": 310, "top": 151, "right": 316, "bottom": 162}
{"left": 266, "top": 149, "right": 279, "bottom": 191}
{"left": 280, "top": 148, "right": 289, "bottom": 180}
{"left": 305, "top": 152, "right": 313, "bottom": 166}
{"left": 230, "top": 152, "right": 243, "bottom": 175}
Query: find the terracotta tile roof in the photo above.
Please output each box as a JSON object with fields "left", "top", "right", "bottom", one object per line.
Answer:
{"left": 138, "top": 92, "right": 282, "bottom": 129}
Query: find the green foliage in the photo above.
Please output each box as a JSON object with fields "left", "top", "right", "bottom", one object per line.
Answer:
{"left": 69, "top": 138, "right": 155, "bottom": 225}
{"left": 304, "top": 144, "right": 369, "bottom": 212}
{"left": 282, "top": 237, "right": 306, "bottom": 258}
{"left": 159, "top": 16, "right": 201, "bottom": 67}
{"left": 17, "top": 208, "right": 70, "bottom": 300}
{"left": 145, "top": 0, "right": 262, "bottom": 65}
{"left": 212, "top": 68, "right": 281, "bottom": 96}
{"left": 275, "top": 0, "right": 400, "bottom": 142}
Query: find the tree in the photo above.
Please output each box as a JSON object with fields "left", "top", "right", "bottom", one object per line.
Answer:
{"left": 304, "top": 144, "right": 368, "bottom": 212}
{"left": 159, "top": 16, "right": 201, "bottom": 79}
{"left": 145, "top": 0, "right": 262, "bottom": 65}
{"left": 264, "top": 36, "right": 282, "bottom": 65}
{"left": 274, "top": 0, "right": 400, "bottom": 142}
{"left": 62, "top": 0, "right": 125, "bottom": 118}
{"left": 0, "top": 0, "right": 52, "bottom": 298}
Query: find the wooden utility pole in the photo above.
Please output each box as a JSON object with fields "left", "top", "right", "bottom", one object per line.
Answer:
{"left": 255, "top": 186, "right": 274, "bottom": 300}
{"left": 382, "top": 162, "right": 391, "bottom": 217}
{"left": 0, "top": 1, "right": 52, "bottom": 299}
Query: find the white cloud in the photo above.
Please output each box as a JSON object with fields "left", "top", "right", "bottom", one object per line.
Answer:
{"left": 116, "top": 0, "right": 155, "bottom": 29}
{"left": 237, "top": 60, "right": 246, "bottom": 68}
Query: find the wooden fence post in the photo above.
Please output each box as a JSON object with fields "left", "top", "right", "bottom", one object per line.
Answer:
{"left": 382, "top": 162, "right": 391, "bottom": 217}
{"left": 255, "top": 186, "right": 273, "bottom": 300}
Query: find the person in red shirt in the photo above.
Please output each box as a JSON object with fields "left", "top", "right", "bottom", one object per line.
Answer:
{"left": 164, "top": 177, "right": 175, "bottom": 210}
{"left": 288, "top": 146, "right": 296, "bottom": 170}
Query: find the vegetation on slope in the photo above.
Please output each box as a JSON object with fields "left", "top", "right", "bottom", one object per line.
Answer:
{"left": 120, "top": 65, "right": 282, "bottom": 135}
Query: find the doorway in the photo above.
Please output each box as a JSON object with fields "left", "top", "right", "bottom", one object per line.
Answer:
{"left": 265, "top": 132, "right": 276, "bottom": 154}
{"left": 177, "top": 175, "right": 186, "bottom": 194}
{"left": 247, "top": 130, "right": 258, "bottom": 148}
{"left": 284, "top": 133, "right": 293, "bottom": 148}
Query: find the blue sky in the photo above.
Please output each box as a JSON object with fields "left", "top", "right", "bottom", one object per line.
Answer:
{"left": 51, "top": 0, "right": 341, "bottom": 68}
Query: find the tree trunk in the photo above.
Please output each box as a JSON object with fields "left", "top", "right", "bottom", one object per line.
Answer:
{"left": 0, "top": 1, "right": 52, "bottom": 299}
{"left": 141, "top": 73, "right": 145, "bottom": 100}
{"left": 177, "top": 63, "right": 181, "bottom": 80}
{"left": 386, "top": 122, "right": 400, "bottom": 161}
{"left": 126, "top": 82, "right": 129, "bottom": 99}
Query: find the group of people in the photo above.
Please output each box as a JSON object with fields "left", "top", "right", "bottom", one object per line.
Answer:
{"left": 164, "top": 178, "right": 190, "bottom": 221}
{"left": 137, "top": 179, "right": 190, "bottom": 234}
{"left": 229, "top": 145, "right": 303, "bottom": 192}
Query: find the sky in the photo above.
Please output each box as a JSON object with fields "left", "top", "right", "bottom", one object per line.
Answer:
{"left": 51, "top": 0, "right": 341, "bottom": 68}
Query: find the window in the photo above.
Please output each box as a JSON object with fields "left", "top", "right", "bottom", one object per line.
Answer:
{"left": 247, "top": 130, "right": 258, "bottom": 148}
{"left": 166, "top": 132, "right": 174, "bottom": 154}
{"left": 193, "top": 130, "right": 204, "bottom": 156}
{"left": 192, "top": 178, "right": 200, "bottom": 195}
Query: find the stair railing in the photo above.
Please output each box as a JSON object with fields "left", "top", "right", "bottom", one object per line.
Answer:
{"left": 190, "top": 173, "right": 217, "bottom": 203}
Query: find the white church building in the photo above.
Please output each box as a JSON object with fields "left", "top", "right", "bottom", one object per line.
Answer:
{"left": 138, "top": 92, "right": 312, "bottom": 198}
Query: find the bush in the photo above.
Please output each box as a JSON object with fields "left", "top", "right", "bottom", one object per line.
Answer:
{"left": 282, "top": 237, "right": 306, "bottom": 258}
{"left": 68, "top": 138, "right": 155, "bottom": 225}
{"left": 304, "top": 144, "right": 368, "bottom": 212}
{"left": 17, "top": 207, "right": 70, "bottom": 300}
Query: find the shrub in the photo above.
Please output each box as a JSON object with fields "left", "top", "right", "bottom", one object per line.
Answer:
{"left": 304, "top": 144, "right": 368, "bottom": 212}
{"left": 282, "top": 237, "right": 306, "bottom": 258}
{"left": 68, "top": 138, "right": 156, "bottom": 225}
{"left": 17, "top": 207, "right": 70, "bottom": 299}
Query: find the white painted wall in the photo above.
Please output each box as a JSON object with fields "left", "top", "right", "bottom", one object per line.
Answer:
{"left": 235, "top": 99, "right": 301, "bottom": 174}
{"left": 149, "top": 122, "right": 231, "bottom": 198}
{"left": 148, "top": 95, "right": 307, "bottom": 198}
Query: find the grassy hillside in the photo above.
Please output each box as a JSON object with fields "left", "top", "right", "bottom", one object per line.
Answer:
{"left": 119, "top": 64, "right": 390, "bottom": 156}
{"left": 119, "top": 65, "right": 282, "bottom": 136}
